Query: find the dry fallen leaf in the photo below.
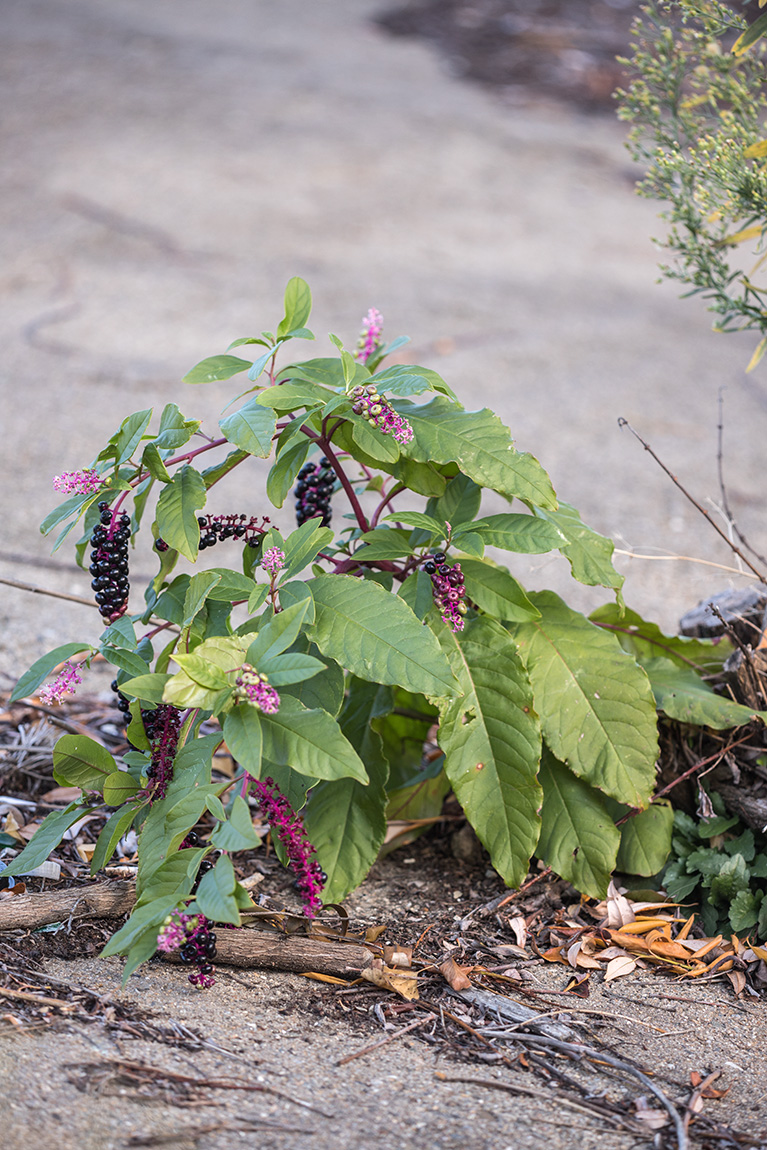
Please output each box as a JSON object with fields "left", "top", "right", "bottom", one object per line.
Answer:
{"left": 383, "top": 945, "right": 412, "bottom": 969}
{"left": 439, "top": 956, "right": 473, "bottom": 991}
{"left": 604, "top": 955, "right": 637, "bottom": 982}
{"left": 506, "top": 915, "right": 527, "bottom": 948}
{"left": 362, "top": 960, "right": 420, "bottom": 1001}
{"left": 606, "top": 880, "right": 636, "bottom": 929}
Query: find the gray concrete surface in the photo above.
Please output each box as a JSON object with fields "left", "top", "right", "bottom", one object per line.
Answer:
{"left": 2, "top": 0, "right": 766, "bottom": 682}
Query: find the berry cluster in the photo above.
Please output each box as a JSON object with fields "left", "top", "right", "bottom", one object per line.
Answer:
{"left": 155, "top": 513, "right": 271, "bottom": 553}
{"left": 233, "top": 664, "right": 281, "bottom": 713}
{"left": 90, "top": 503, "right": 131, "bottom": 622}
{"left": 423, "top": 551, "right": 468, "bottom": 632}
{"left": 294, "top": 459, "right": 334, "bottom": 527}
{"left": 349, "top": 384, "right": 414, "bottom": 445}
{"left": 157, "top": 909, "right": 217, "bottom": 989}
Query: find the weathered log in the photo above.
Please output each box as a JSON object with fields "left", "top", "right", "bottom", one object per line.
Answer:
{"left": 453, "top": 986, "right": 577, "bottom": 1040}
{"left": 0, "top": 879, "right": 137, "bottom": 931}
{"left": 163, "top": 928, "right": 376, "bottom": 979}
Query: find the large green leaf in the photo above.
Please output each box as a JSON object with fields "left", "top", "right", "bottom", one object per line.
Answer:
{"left": 154, "top": 403, "right": 201, "bottom": 450}
{"left": 305, "top": 575, "right": 457, "bottom": 697}
{"left": 537, "top": 748, "right": 619, "bottom": 898}
{"left": 533, "top": 502, "right": 623, "bottom": 590}
{"left": 53, "top": 734, "right": 117, "bottom": 789}
{"left": 396, "top": 397, "right": 557, "bottom": 508}
{"left": 643, "top": 657, "right": 766, "bottom": 729}
{"left": 194, "top": 855, "right": 241, "bottom": 924}
{"left": 508, "top": 592, "right": 658, "bottom": 809}
{"left": 460, "top": 558, "right": 540, "bottom": 623}
{"left": 589, "top": 603, "right": 732, "bottom": 673}
{"left": 437, "top": 617, "right": 542, "bottom": 887}
{"left": 425, "top": 473, "right": 482, "bottom": 528}
{"left": 277, "top": 276, "right": 313, "bottom": 338}
{"left": 616, "top": 802, "right": 674, "bottom": 877}
{"left": 246, "top": 599, "right": 311, "bottom": 666}
{"left": 1, "top": 803, "right": 89, "bottom": 878}
{"left": 10, "top": 643, "right": 92, "bottom": 703}
{"left": 210, "top": 795, "right": 261, "bottom": 851}
{"left": 182, "top": 354, "right": 252, "bottom": 384}
{"left": 474, "top": 513, "right": 564, "bottom": 554}
{"left": 281, "top": 520, "right": 335, "bottom": 580}
{"left": 91, "top": 801, "right": 146, "bottom": 873}
{"left": 155, "top": 465, "right": 206, "bottom": 561}
{"left": 222, "top": 706, "right": 263, "bottom": 778}
{"left": 107, "top": 409, "right": 153, "bottom": 466}
{"left": 182, "top": 571, "right": 222, "bottom": 626}
{"left": 219, "top": 398, "right": 277, "bottom": 458}
{"left": 266, "top": 439, "right": 311, "bottom": 507}
{"left": 302, "top": 678, "right": 390, "bottom": 902}
{"left": 260, "top": 696, "right": 368, "bottom": 783}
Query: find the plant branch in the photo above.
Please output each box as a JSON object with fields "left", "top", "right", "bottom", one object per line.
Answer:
{"left": 0, "top": 575, "right": 98, "bottom": 609}
{"left": 315, "top": 435, "right": 370, "bottom": 533}
{"left": 371, "top": 483, "right": 406, "bottom": 529}
{"left": 618, "top": 418, "right": 767, "bottom": 585}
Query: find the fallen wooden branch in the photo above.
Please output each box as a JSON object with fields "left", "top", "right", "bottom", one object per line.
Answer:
{"left": 0, "top": 879, "right": 137, "bottom": 931}
{"left": 162, "top": 928, "right": 376, "bottom": 979}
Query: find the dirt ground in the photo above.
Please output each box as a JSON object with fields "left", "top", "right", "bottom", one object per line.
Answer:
{"left": 2, "top": 2, "right": 767, "bottom": 1147}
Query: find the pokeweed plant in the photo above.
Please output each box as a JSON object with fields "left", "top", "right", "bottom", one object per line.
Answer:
{"left": 7, "top": 279, "right": 676, "bottom": 984}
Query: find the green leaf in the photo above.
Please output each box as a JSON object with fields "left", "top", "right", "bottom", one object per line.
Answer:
{"left": 437, "top": 618, "right": 542, "bottom": 888}
{"left": 53, "top": 734, "right": 116, "bottom": 789}
{"left": 181, "top": 571, "right": 222, "bottom": 627}
{"left": 142, "top": 442, "right": 171, "bottom": 483}
{"left": 246, "top": 598, "right": 311, "bottom": 666}
{"left": 258, "top": 380, "right": 334, "bottom": 413}
{"left": 643, "top": 658, "right": 766, "bottom": 729}
{"left": 90, "top": 801, "right": 146, "bottom": 873}
{"left": 102, "top": 770, "right": 141, "bottom": 806}
{"left": 382, "top": 511, "right": 444, "bottom": 535}
{"left": 537, "top": 747, "right": 620, "bottom": 899}
{"left": 247, "top": 348, "right": 275, "bottom": 382}
{"left": 508, "top": 592, "right": 658, "bottom": 808}
{"left": 101, "top": 617, "right": 137, "bottom": 650}
{"left": 266, "top": 440, "right": 310, "bottom": 508}
{"left": 119, "top": 673, "right": 171, "bottom": 704}
{"left": 182, "top": 354, "right": 252, "bottom": 384}
{"left": 210, "top": 795, "right": 262, "bottom": 851}
{"left": 350, "top": 419, "right": 401, "bottom": 463}
{"left": 396, "top": 397, "right": 557, "bottom": 508}
{"left": 277, "top": 277, "right": 313, "bottom": 339}
{"left": 194, "top": 854, "right": 240, "bottom": 924}
{"left": 258, "top": 652, "right": 326, "bottom": 686}
{"left": 171, "top": 652, "right": 230, "bottom": 691}
{"left": 108, "top": 409, "right": 153, "bottom": 465}
{"left": 589, "top": 603, "right": 732, "bottom": 673}
{"left": 710, "top": 854, "right": 750, "bottom": 906}
{"left": 355, "top": 528, "right": 414, "bottom": 561}
{"left": 155, "top": 465, "right": 206, "bottom": 561}
{"left": 2, "top": 804, "right": 89, "bottom": 877}
{"left": 260, "top": 697, "right": 368, "bottom": 783}
{"left": 398, "top": 569, "right": 434, "bottom": 621}
{"left": 281, "top": 644, "right": 344, "bottom": 716}
{"left": 222, "top": 706, "right": 263, "bottom": 778}
{"left": 733, "top": 11, "right": 767, "bottom": 55}
{"left": 306, "top": 575, "right": 457, "bottom": 697}
{"left": 533, "top": 502, "right": 623, "bottom": 590}
{"left": 426, "top": 473, "right": 482, "bottom": 527}
{"left": 281, "top": 520, "right": 335, "bottom": 580}
{"left": 460, "top": 558, "right": 541, "bottom": 623}
{"left": 219, "top": 398, "right": 277, "bottom": 458}
{"left": 616, "top": 802, "right": 674, "bottom": 877}
{"left": 201, "top": 448, "right": 249, "bottom": 488}
{"left": 729, "top": 889, "right": 762, "bottom": 932}
{"left": 202, "top": 569, "right": 257, "bottom": 602}
{"left": 40, "top": 493, "right": 98, "bottom": 538}
{"left": 155, "top": 403, "right": 201, "bottom": 449}
{"left": 10, "top": 643, "right": 92, "bottom": 703}
{"left": 452, "top": 530, "right": 484, "bottom": 558}
{"left": 474, "top": 513, "right": 564, "bottom": 554}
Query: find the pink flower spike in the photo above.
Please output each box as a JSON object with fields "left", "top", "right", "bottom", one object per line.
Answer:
{"left": 354, "top": 307, "right": 384, "bottom": 363}
{"left": 261, "top": 547, "right": 286, "bottom": 576}
{"left": 37, "top": 660, "right": 83, "bottom": 706}
{"left": 53, "top": 469, "right": 105, "bottom": 495}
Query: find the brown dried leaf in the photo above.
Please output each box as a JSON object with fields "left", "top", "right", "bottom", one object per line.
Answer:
{"left": 438, "top": 956, "right": 473, "bottom": 991}
{"left": 41, "top": 786, "right": 82, "bottom": 803}
{"left": 506, "top": 915, "right": 527, "bottom": 947}
{"left": 364, "top": 924, "right": 387, "bottom": 944}
{"left": 606, "top": 880, "right": 636, "bottom": 929}
{"left": 604, "top": 955, "right": 637, "bottom": 982}
{"left": 634, "top": 1109, "right": 669, "bottom": 1130}
{"left": 361, "top": 960, "right": 420, "bottom": 1001}
{"left": 726, "top": 970, "right": 746, "bottom": 997}
{"left": 383, "top": 945, "right": 413, "bottom": 969}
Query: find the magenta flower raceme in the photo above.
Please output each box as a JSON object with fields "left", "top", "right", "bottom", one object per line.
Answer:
{"left": 251, "top": 777, "right": 325, "bottom": 916}
{"left": 354, "top": 307, "right": 384, "bottom": 363}
{"left": 52, "top": 468, "right": 105, "bottom": 495}
{"left": 233, "top": 664, "right": 280, "bottom": 713}
{"left": 261, "top": 547, "right": 286, "bottom": 576}
{"left": 349, "top": 384, "right": 414, "bottom": 446}
{"left": 37, "top": 660, "right": 83, "bottom": 706}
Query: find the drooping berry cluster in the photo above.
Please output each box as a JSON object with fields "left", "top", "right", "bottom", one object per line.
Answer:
{"left": 294, "top": 459, "right": 334, "bottom": 527}
{"left": 90, "top": 502, "right": 131, "bottom": 623}
{"left": 233, "top": 664, "right": 281, "bottom": 713}
{"left": 423, "top": 551, "right": 467, "bottom": 632}
{"left": 157, "top": 909, "right": 217, "bottom": 989}
{"left": 349, "top": 384, "right": 414, "bottom": 445}
{"left": 144, "top": 704, "right": 183, "bottom": 799}
{"left": 155, "top": 513, "right": 271, "bottom": 553}
{"left": 251, "top": 777, "right": 325, "bottom": 916}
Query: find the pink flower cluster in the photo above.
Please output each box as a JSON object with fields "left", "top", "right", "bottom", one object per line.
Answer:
{"left": 38, "top": 660, "right": 83, "bottom": 705}
{"left": 349, "top": 384, "right": 414, "bottom": 446}
{"left": 251, "top": 777, "right": 325, "bottom": 916}
{"left": 233, "top": 664, "right": 280, "bottom": 713}
{"left": 354, "top": 307, "right": 384, "bottom": 363}
{"left": 261, "top": 547, "right": 286, "bottom": 576}
{"left": 53, "top": 469, "right": 104, "bottom": 495}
